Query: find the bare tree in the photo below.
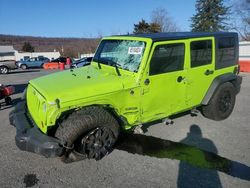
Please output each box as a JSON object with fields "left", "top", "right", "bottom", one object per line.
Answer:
{"left": 151, "top": 8, "right": 179, "bottom": 32}
{"left": 231, "top": 0, "right": 250, "bottom": 40}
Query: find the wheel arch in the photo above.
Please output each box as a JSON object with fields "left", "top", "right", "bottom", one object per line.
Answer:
{"left": 201, "top": 73, "right": 241, "bottom": 105}
{"left": 54, "top": 104, "right": 125, "bottom": 132}
{"left": 0, "top": 65, "right": 9, "bottom": 68}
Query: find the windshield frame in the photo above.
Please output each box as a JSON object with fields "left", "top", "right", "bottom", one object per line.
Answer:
{"left": 93, "top": 39, "right": 147, "bottom": 73}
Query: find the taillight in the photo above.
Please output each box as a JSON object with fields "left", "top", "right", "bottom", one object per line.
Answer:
{"left": 234, "top": 66, "right": 240, "bottom": 75}
{"left": 3, "top": 86, "right": 15, "bottom": 96}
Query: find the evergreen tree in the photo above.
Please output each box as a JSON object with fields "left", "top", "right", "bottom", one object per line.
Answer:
{"left": 191, "top": 0, "right": 230, "bottom": 32}
{"left": 133, "top": 19, "right": 150, "bottom": 34}
{"left": 133, "top": 19, "right": 161, "bottom": 34}
{"left": 22, "top": 42, "right": 35, "bottom": 52}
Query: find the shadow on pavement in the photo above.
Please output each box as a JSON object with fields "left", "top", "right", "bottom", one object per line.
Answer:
{"left": 115, "top": 125, "right": 250, "bottom": 183}
{"left": 177, "top": 125, "right": 221, "bottom": 187}
{"left": 12, "top": 83, "right": 27, "bottom": 94}
{"left": 0, "top": 98, "right": 22, "bottom": 111}
{"left": 8, "top": 70, "right": 40, "bottom": 74}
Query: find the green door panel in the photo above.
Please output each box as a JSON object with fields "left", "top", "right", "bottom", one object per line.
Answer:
{"left": 141, "top": 40, "right": 189, "bottom": 122}
{"left": 186, "top": 37, "right": 216, "bottom": 108}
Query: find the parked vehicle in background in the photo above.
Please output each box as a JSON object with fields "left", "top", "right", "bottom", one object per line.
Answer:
{"left": 70, "top": 57, "right": 93, "bottom": 68}
{"left": 0, "top": 60, "right": 17, "bottom": 74}
{"left": 51, "top": 57, "right": 67, "bottom": 63}
{"left": 17, "top": 57, "right": 49, "bottom": 70}
{"left": 0, "top": 84, "right": 15, "bottom": 108}
{"left": 43, "top": 57, "right": 67, "bottom": 69}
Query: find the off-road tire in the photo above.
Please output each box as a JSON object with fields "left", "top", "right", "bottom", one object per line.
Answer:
{"left": 201, "top": 82, "right": 236, "bottom": 121}
{"left": 55, "top": 106, "right": 120, "bottom": 160}
{"left": 0, "top": 66, "right": 9, "bottom": 74}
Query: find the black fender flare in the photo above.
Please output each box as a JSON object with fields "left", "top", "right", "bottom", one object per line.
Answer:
{"left": 201, "top": 73, "right": 242, "bottom": 105}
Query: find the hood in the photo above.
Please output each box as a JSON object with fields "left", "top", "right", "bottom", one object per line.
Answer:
{"left": 29, "top": 65, "right": 136, "bottom": 103}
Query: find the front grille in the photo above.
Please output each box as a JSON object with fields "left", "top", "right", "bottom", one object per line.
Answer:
{"left": 26, "top": 85, "right": 45, "bottom": 130}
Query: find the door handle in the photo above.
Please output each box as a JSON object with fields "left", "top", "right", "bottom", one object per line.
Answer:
{"left": 144, "top": 78, "right": 150, "bottom": 85}
{"left": 205, "top": 69, "right": 214, "bottom": 75}
{"left": 177, "top": 76, "right": 184, "bottom": 83}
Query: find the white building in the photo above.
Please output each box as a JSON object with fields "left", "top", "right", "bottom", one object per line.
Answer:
{"left": 0, "top": 46, "right": 15, "bottom": 61}
{"left": 0, "top": 45, "right": 61, "bottom": 61}
{"left": 80, "top": 53, "right": 95, "bottom": 59}
{"left": 239, "top": 41, "right": 250, "bottom": 61}
{"left": 239, "top": 41, "right": 250, "bottom": 72}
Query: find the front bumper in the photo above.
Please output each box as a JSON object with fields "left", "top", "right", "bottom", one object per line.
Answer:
{"left": 9, "top": 100, "right": 63, "bottom": 158}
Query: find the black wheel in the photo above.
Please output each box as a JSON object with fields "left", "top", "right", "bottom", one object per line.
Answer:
{"left": 5, "top": 97, "right": 12, "bottom": 105}
{"left": 202, "top": 82, "right": 236, "bottom": 121}
{"left": 21, "top": 64, "right": 27, "bottom": 70}
{"left": 74, "top": 127, "right": 116, "bottom": 160}
{"left": 0, "top": 66, "right": 9, "bottom": 74}
{"left": 55, "top": 106, "right": 120, "bottom": 160}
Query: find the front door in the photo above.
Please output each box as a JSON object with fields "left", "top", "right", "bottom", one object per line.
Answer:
{"left": 141, "top": 40, "right": 188, "bottom": 123}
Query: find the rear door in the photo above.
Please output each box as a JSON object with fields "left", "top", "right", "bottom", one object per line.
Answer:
{"left": 186, "top": 37, "right": 215, "bottom": 108}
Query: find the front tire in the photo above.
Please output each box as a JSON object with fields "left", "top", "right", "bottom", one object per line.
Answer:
{"left": 202, "top": 82, "right": 236, "bottom": 121}
{"left": 55, "top": 106, "right": 120, "bottom": 160}
{"left": 21, "top": 64, "right": 27, "bottom": 70}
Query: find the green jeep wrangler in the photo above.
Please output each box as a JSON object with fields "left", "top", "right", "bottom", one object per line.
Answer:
{"left": 10, "top": 32, "right": 242, "bottom": 160}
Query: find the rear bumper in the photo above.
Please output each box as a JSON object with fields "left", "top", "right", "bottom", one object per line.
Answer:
{"left": 9, "top": 101, "right": 63, "bottom": 158}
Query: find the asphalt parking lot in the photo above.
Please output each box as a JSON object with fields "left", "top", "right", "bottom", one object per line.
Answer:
{"left": 0, "top": 69, "right": 250, "bottom": 188}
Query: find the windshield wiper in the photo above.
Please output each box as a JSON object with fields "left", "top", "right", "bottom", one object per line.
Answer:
{"left": 108, "top": 61, "right": 122, "bottom": 76}
{"left": 95, "top": 58, "right": 102, "bottom": 69}
{"left": 94, "top": 58, "right": 121, "bottom": 76}
{"left": 93, "top": 58, "right": 102, "bottom": 69}
{"left": 97, "top": 61, "right": 102, "bottom": 69}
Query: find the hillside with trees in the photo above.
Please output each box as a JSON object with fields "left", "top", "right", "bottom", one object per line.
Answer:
{"left": 0, "top": 34, "right": 100, "bottom": 58}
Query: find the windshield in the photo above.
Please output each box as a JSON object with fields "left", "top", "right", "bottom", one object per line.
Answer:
{"left": 93, "top": 40, "right": 146, "bottom": 72}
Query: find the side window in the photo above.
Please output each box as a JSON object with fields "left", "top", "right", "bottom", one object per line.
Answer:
{"left": 149, "top": 43, "right": 185, "bottom": 75}
{"left": 191, "top": 40, "right": 212, "bottom": 68}
{"left": 218, "top": 37, "right": 235, "bottom": 62}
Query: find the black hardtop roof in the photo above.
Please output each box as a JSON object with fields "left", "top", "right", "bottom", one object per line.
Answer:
{"left": 122, "top": 32, "right": 238, "bottom": 42}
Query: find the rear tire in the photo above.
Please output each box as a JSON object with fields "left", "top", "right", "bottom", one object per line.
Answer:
{"left": 201, "top": 82, "right": 236, "bottom": 121}
{"left": 55, "top": 106, "right": 120, "bottom": 160}
{"left": 0, "top": 66, "right": 9, "bottom": 74}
